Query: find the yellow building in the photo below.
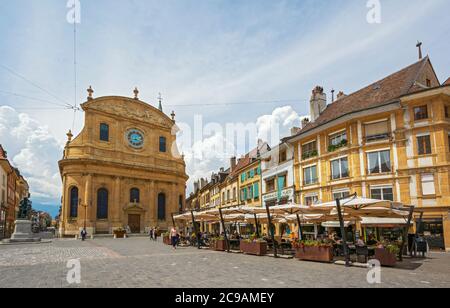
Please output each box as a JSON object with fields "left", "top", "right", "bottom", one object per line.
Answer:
{"left": 222, "top": 158, "right": 239, "bottom": 207}
{"left": 285, "top": 56, "right": 450, "bottom": 250}
{"left": 59, "top": 88, "right": 188, "bottom": 236}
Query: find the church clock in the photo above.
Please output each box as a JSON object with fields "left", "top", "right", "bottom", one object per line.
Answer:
{"left": 126, "top": 129, "right": 144, "bottom": 149}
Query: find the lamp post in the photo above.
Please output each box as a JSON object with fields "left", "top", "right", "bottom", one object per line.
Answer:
{"left": 79, "top": 198, "right": 88, "bottom": 231}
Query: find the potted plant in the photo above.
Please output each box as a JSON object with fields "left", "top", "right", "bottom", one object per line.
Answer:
{"left": 210, "top": 236, "right": 228, "bottom": 251}
{"left": 240, "top": 237, "right": 268, "bottom": 256}
{"left": 113, "top": 227, "right": 126, "bottom": 239}
{"left": 293, "top": 240, "right": 334, "bottom": 263}
{"left": 375, "top": 242, "right": 399, "bottom": 267}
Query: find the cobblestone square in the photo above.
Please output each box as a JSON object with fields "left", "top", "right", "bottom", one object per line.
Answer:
{"left": 1, "top": 238, "right": 449, "bottom": 288}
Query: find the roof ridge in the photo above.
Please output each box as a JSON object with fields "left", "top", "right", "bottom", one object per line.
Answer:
{"left": 406, "top": 56, "right": 430, "bottom": 94}
{"left": 328, "top": 56, "right": 429, "bottom": 108}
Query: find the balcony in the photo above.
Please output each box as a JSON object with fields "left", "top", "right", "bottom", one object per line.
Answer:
{"left": 328, "top": 140, "right": 348, "bottom": 153}
{"left": 302, "top": 150, "right": 318, "bottom": 160}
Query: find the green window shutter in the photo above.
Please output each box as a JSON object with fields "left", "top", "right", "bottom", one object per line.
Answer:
{"left": 277, "top": 176, "right": 285, "bottom": 201}
{"left": 257, "top": 166, "right": 261, "bottom": 175}
{"left": 243, "top": 188, "right": 247, "bottom": 200}
{"left": 250, "top": 169, "right": 255, "bottom": 178}
{"left": 254, "top": 182, "right": 259, "bottom": 198}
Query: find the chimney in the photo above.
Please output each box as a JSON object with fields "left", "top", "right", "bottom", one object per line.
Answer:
{"left": 194, "top": 180, "right": 199, "bottom": 192}
{"left": 336, "top": 91, "right": 346, "bottom": 100}
{"left": 310, "top": 86, "right": 327, "bottom": 122}
{"left": 290, "top": 127, "right": 301, "bottom": 136}
{"left": 230, "top": 157, "right": 236, "bottom": 172}
{"left": 200, "top": 178, "right": 206, "bottom": 188}
{"left": 301, "top": 117, "right": 310, "bottom": 129}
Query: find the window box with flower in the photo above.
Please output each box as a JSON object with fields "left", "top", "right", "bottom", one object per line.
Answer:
{"left": 293, "top": 240, "right": 334, "bottom": 263}
{"left": 240, "top": 235, "right": 267, "bottom": 256}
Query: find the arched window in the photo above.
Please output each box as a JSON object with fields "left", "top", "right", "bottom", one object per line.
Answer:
{"left": 130, "top": 188, "right": 140, "bottom": 203}
{"left": 97, "top": 188, "right": 108, "bottom": 219}
{"left": 158, "top": 193, "right": 166, "bottom": 221}
{"left": 159, "top": 136, "right": 166, "bottom": 153}
{"left": 69, "top": 187, "right": 78, "bottom": 218}
{"left": 100, "top": 123, "right": 109, "bottom": 142}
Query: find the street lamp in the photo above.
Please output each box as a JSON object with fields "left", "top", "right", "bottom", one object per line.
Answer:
{"left": 78, "top": 198, "right": 88, "bottom": 230}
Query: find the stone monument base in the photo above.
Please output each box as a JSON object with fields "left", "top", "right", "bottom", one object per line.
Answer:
{"left": 9, "top": 220, "right": 41, "bottom": 243}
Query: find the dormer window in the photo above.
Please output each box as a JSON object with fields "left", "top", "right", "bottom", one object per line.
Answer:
{"left": 100, "top": 123, "right": 109, "bottom": 142}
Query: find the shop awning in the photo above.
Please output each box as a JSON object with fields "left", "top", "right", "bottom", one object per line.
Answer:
{"left": 321, "top": 221, "right": 354, "bottom": 228}
{"left": 361, "top": 217, "right": 408, "bottom": 226}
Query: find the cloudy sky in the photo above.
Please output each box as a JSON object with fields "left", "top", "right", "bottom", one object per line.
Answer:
{"left": 0, "top": 0, "right": 449, "bottom": 216}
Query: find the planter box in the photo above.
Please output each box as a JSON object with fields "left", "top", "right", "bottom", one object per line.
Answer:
{"left": 374, "top": 248, "right": 397, "bottom": 267}
{"left": 295, "top": 246, "right": 333, "bottom": 263}
{"left": 113, "top": 231, "right": 126, "bottom": 238}
{"left": 163, "top": 235, "right": 171, "bottom": 245}
{"left": 210, "top": 239, "right": 228, "bottom": 251}
{"left": 240, "top": 241, "right": 267, "bottom": 256}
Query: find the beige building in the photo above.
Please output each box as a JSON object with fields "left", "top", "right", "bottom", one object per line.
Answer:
{"left": 285, "top": 56, "right": 450, "bottom": 250}
{"left": 58, "top": 88, "right": 188, "bottom": 236}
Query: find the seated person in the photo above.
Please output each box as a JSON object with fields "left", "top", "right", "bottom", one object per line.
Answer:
{"left": 367, "top": 234, "right": 378, "bottom": 246}
{"left": 356, "top": 238, "right": 365, "bottom": 247}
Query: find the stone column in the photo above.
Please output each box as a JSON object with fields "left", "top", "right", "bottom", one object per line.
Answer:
{"left": 84, "top": 174, "right": 93, "bottom": 232}
{"left": 148, "top": 180, "right": 156, "bottom": 226}
{"left": 112, "top": 176, "right": 121, "bottom": 228}
{"left": 60, "top": 175, "right": 67, "bottom": 234}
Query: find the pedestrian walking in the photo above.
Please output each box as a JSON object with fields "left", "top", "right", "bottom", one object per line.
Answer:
{"left": 80, "top": 228, "right": 87, "bottom": 241}
{"left": 154, "top": 227, "right": 159, "bottom": 242}
{"left": 149, "top": 227, "right": 153, "bottom": 240}
{"left": 170, "top": 226, "right": 178, "bottom": 250}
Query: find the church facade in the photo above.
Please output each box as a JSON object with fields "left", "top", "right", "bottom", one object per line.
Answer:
{"left": 58, "top": 88, "right": 188, "bottom": 236}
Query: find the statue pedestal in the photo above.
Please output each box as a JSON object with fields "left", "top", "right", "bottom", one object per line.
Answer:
{"left": 10, "top": 220, "right": 41, "bottom": 243}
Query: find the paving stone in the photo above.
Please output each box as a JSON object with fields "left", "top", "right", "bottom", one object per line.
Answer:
{"left": 0, "top": 238, "right": 449, "bottom": 288}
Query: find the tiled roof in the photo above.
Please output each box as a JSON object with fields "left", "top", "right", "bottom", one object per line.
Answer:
{"left": 444, "top": 77, "right": 450, "bottom": 86}
{"left": 229, "top": 141, "right": 270, "bottom": 177}
{"left": 286, "top": 57, "right": 435, "bottom": 139}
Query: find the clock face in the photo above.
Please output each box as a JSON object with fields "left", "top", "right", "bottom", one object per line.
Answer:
{"left": 126, "top": 129, "right": 144, "bottom": 148}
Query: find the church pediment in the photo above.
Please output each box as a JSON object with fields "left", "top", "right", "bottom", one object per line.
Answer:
{"left": 82, "top": 96, "right": 174, "bottom": 129}
{"left": 123, "top": 202, "right": 147, "bottom": 212}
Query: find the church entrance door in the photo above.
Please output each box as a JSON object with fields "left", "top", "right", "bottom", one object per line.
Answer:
{"left": 128, "top": 214, "right": 141, "bottom": 233}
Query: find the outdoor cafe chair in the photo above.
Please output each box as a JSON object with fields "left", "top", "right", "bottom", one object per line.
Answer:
{"left": 355, "top": 245, "right": 369, "bottom": 263}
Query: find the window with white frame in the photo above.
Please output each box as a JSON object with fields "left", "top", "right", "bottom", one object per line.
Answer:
{"left": 303, "top": 165, "right": 318, "bottom": 185}
{"left": 421, "top": 174, "right": 436, "bottom": 196}
{"left": 329, "top": 131, "right": 347, "bottom": 146}
{"left": 332, "top": 190, "right": 350, "bottom": 200}
{"left": 304, "top": 195, "right": 319, "bottom": 206}
{"left": 367, "top": 150, "right": 391, "bottom": 174}
{"left": 370, "top": 186, "right": 394, "bottom": 201}
{"left": 331, "top": 157, "right": 349, "bottom": 180}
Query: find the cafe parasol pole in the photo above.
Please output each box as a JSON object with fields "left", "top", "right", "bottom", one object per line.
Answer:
{"left": 265, "top": 202, "right": 277, "bottom": 257}
{"left": 254, "top": 213, "right": 260, "bottom": 238}
{"left": 336, "top": 197, "right": 350, "bottom": 267}
{"left": 399, "top": 206, "right": 414, "bottom": 261}
{"left": 190, "top": 210, "right": 200, "bottom": 249}
{"left": 296, "top": 213, "right": 303, "bottom": 241}
{"left": 218, "top": 207, "right": 230, "bottom": 253}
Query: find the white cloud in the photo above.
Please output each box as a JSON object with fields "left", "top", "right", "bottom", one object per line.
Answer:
{"left": 184, "top": 105, "right": 308, "bottom": 193}
{"left": 0, "top": 106, "right": 63, "bottom": 205}
{"left": 256, "top": 106, "right": 303, "bottom": 145}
